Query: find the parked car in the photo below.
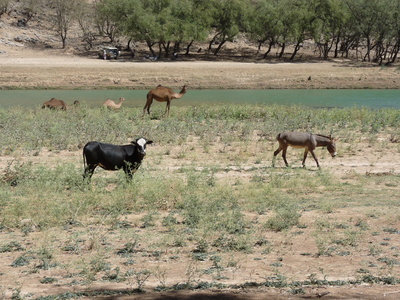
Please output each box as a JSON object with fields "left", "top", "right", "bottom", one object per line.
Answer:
{"left": 99, "top": 47, "right": 120, "bottom": 60}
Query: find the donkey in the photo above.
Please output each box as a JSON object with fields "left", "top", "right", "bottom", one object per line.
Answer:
{"left": 272, "top": 132, "right": 336, "bottom": 168}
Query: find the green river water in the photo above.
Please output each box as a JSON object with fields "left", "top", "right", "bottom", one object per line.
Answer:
{"left": 0, "top": 89, "right": 399, "bottom": 109}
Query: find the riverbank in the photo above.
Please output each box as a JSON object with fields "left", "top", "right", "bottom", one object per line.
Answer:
{"left": 0, "top": 46, "right": 399, "bottom": 90}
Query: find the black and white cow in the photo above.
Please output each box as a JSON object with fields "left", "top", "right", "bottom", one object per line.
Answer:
{"left": 83, "top": 138, "right": 153, "bottom": 181}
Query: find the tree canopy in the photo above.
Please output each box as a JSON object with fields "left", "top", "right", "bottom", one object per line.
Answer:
{"left": 42, "top": 0, "right": 400, "bottom": 63}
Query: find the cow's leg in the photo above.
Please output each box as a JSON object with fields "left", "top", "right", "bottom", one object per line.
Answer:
{"left": 123, "top": 165, "right": 134, "bottom": 180}
{"left": 310, "top": 150, "right": 320, "bottom": 168}
{"left": 83, "top": 164, "right": 96, "bottom": 182}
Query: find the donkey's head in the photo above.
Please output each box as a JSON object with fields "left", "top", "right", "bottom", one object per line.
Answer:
{"left": 327, "top": 136, "right": 337, "bottom": 157}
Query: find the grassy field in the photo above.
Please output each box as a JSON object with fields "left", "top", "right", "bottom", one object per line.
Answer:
{"left": 0, "top": 104, "right": 399, "bottom": 299}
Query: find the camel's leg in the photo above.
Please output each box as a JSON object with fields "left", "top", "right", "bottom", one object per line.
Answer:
{"left": 143, "top": 95, "right": 153, "bottom": 116}
{"left": 302, "top": 149, "right": 309, "bottom": 167}
{"left": 164, "top": 100, "right": 171, "bottom": 116}
{"left": 310, "top": 150, "right": 320, "bottom": 168}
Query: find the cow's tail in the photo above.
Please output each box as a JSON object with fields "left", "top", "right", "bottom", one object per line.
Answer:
{"left": 82, "top": 148, "right": 87, "bottom": 170}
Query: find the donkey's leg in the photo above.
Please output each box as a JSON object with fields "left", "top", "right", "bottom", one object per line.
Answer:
{"left": 282, "top": 147, "right": 289, "bottom": 167}
{"left": 310, "top": 150, "right": 320, "bottom": 168}
{"left": 272, "top": 146, "right": 282, "bottom": 167}
{"left": 302, "top": 150, "right": 309, "bottom": 167}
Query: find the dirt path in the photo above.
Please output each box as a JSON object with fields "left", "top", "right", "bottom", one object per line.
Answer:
{"left": 0, "top": 47, "right": 399, "bottom": 89}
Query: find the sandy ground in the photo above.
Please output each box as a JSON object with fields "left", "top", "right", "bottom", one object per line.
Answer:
{"left": 0, "top": 47, "right": 400, "bottom": 299}
{"left": 0, "top": 46, "right": 399, "bottom": 90}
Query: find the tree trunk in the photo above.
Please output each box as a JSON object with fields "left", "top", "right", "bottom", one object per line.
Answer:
{"left": 146, "top": 40, "right": 156, "bottom": 57}
{"left": 213, "top": 40, "right": 226, "bottom": 56}
{"left": 263, "top": 41, "right": 273, "bottom": 59}
{"left": 278, "top": 43, "right": 285, "bottom": 58}
{"left": 290, "top": 41, "right": 301, "bottom": 60}
{"left": 185, "top": 40, "right": 194, "bottom": 55}
{"left": 162, "top": 41, "right": 170, "bottom": 58}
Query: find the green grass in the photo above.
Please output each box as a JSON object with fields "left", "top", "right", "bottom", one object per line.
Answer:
{"left": 1, "top": 104, "right": 399, "bottom": 230}
{"left": 0, "top": 104, "right": 400, "bottom": 295}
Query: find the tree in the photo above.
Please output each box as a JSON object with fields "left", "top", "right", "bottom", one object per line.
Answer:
{"left": 282, "top": 0, "right": 317, "bottom": 60}
{"left": 0, "top": 0, "right": 11, "bottom": 16}
{"left": 20, "top": 0, "right": 44, "bottom": 24}
{"left": 94, "top": 0, "right": 122, "bottom": 43}
{"left": 345, "top": 0, "right": 386, "bottom": 62}
{"left": 208, "top": 0, "right": 250, "bottom": 56}
{"left": 168, "top": 0, "right": 212, "bottom": 55}
{"left": 311, "top": 0, "right": 349, "bottom": 59}
{"left": 77, "top": 1, "right": 97, "bottom": 50}
{"left": 388, "top": 0, "right": 400, "bottom": 63}
{"left": 50, "top": 0, "right": 81, "bottom": 48}
{"left": 247, "top": 0, "right": 281, "bottom": 58}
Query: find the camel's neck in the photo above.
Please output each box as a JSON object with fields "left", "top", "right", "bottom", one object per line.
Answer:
{"left": 116, "top": 99, "right": 123, "bottom": 107}
{"left": 174, "top": 88, "right": 186, "bottom": 99}
{"left": 314, "top": 134, "right": 331, "bottom": 147}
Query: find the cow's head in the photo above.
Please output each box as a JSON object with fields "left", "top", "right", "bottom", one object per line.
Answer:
{"left": 132, "top": 138, "right": 153, "bottom": 155}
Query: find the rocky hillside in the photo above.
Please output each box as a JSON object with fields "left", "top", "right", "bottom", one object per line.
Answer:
{"left": 0, "top": 1, "right": 84, "bottom": 53}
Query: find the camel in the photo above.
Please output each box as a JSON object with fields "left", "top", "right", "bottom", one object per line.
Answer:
{"left": 103, "top": 97, "right": 124, "bottom": 110}
{"left": 42, "top": 98, "right": 67, "bottom": 110}
{"left": 143, "top": 85, "right": 187, "bottom": 116}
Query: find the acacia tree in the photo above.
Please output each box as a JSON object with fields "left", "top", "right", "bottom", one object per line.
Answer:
{"left": 18, "top": 0, "right": 44, "bottom": 24}
{"left": 51, "top": 0, "right": 82, "bottom": 48}
{"left": 208, "top": 0, "right": 250, "bottom": 55}
{"left": 77, "top": 1, "right": 97, "bottom": 50}
{"left": 94, "top": 0, "right": 122, "bottom": 43}
{"left": 247, "top": 0, "right": 281, "bottom": 58}
{"left": 388, "top": 0, "right": 400, "bottom": 63}
{"left": 311, "top": 0, "right": 349, "bottom": 59}
{"left": 167, "top": 0, "right": 212, "bottom": 55}
{"left": 345, "top": 0, "right": 386, "bottom": 62}
{"left": 0, "top": 0, "right": 10, "bottom": 16}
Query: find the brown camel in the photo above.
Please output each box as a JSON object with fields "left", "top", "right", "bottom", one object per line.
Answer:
{"left": 42, "top": 98, "right": 67, "bottom": 110}
{"left": 103, "top": 97, "right": 125, "bottom": 109}
{"left": 143, "top": 85, "right": 187, "bottom": 116}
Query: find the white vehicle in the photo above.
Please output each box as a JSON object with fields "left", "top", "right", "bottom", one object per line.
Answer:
{"left": 99, "top": 47, "right": 120, "bottom": 60}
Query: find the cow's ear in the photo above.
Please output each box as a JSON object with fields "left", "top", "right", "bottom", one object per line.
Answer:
{"left": 131, "top": 141, "right": 137, "bottom": 145}
{"left": 146, "top": 140, "right": 153, "bottom": 145}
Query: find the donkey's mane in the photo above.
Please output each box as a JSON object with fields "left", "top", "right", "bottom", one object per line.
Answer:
{"left": 314, "top": 134, "right": 332, "bottom": 139}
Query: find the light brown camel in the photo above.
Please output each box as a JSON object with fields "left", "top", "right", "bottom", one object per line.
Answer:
{"left": 103, "top": 97, "right": 125, "bottom": 109}
{"left": 143, "top": 85, "right": 187, "bottom": 116}
{"left": 42, "top": 98, "right": 67, "bottom": 110}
